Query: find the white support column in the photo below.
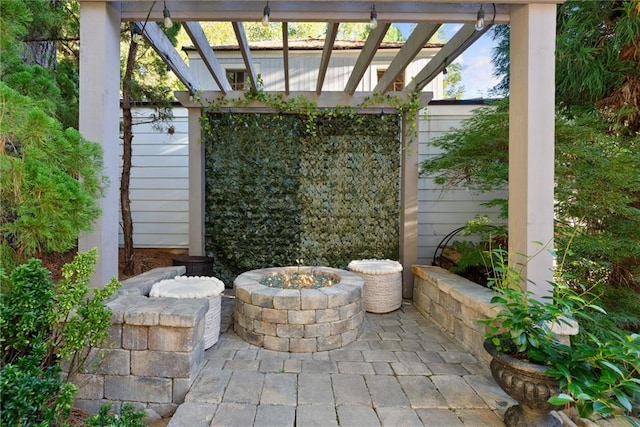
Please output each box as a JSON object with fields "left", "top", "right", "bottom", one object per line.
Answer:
{"left": 508, "top": 4, "right": 556, "bottom": 298}
{"left": 400, "top": 112, "right": 419, "bottom": 298}
{"left": 188, "top": 107, "right": 205, "bottom": 255}
{"left": 78, "top": 1, "right": 121, "bottom": 287}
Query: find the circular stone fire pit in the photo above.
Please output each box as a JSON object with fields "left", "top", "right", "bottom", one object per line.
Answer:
{"left": 233, "top": 266, "right": 365, "bottom": 352}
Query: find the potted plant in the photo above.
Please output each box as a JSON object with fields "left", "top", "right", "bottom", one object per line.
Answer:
{"left": 480, "top": 249, "right": 640, "bottom": 427}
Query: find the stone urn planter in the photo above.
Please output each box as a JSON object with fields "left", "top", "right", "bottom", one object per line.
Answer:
{"left": 484, "top": 339, "right": 562, "bottom": 427}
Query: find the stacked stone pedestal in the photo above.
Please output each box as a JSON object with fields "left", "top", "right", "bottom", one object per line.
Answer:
{"left": 72, "top": 267, "right": 207, "bottom": 417}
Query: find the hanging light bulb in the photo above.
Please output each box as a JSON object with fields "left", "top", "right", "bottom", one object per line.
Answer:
{"left": 132, "top": 25, "right": 143, "bottom": 44}
{"left": 262, "top": 2, "right": 270, "bottom": 26}
{"left": 163, "top": 2, "right": 173, "bottom": 29}
{"left": 370, "top": 4, "right": 378, "bottom": 29}
{"left": 475, "top": 4, "right": 485, "bottom": 31}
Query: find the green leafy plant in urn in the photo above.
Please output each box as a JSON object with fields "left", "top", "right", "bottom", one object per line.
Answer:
{"left": 479, "top": 248, "right": 640, "bottom": 427}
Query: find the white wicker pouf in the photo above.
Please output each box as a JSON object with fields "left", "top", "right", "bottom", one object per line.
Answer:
{"left": 150, "top": 276, "right": 225, "bottom": 349}
{"left": 348, "top": 259, "right": 403, "bottom": 313}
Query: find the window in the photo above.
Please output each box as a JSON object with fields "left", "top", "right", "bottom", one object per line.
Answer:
{"left": 377, "top": 69, "right": 404, "bottom": 91}
{"left": 226, "top": 69, "right": 246, "bottom": 90}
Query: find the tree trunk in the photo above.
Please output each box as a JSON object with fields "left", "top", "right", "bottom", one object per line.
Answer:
{"left": 121, "top": 38, "right": 139, "bottom": 276}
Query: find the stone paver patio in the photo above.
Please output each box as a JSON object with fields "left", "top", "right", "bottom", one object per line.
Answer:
{"left": 168, "top": 292, "right": 514, "bottom": 426}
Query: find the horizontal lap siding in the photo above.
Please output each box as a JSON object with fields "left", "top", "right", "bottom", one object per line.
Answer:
{"left": 119, "top": 107, "right": 189, "bottom": 248}
{"left": 417, "top": 104, "right": 506, "bottom": 265}
{"left": 122, "top": 105, "right": 505, "bottom": 256}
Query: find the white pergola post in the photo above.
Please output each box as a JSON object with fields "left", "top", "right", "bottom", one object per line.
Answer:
{"left": 400, "top": 111, "right": 419, "bottom": 298}
{"left": 187, "top": 107, "right": 205, "bottom": 255}
{"left": 508, "top": 4, "right": 556, "bottom": 298}
{"left": 78, "top": 1, "right": 121, "bottom": 287}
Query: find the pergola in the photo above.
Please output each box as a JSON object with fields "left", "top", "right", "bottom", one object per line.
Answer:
{"left": 78, "top": 0, "right": 559, "bottom": 298}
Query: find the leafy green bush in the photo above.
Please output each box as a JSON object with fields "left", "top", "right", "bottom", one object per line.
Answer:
{"left": 85, "top": 403, "right": 146, "bottom": 427}
{"left": 0, "top": 249, "right": 120, "bottom": 425}
{"left": 420, "top": 100, "right": 640, "bottom": 295}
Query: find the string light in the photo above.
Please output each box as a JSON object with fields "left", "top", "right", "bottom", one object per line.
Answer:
{"left": 370, "top": 4, "right": 378, "bottom": 29}
{"left": 262, "top": 2, "right": 270, "bottom": 26}
{"left": 475, "top": 4, "right": 485, "bottom": 31}
{"left": 163, "top": 1, "right": 173, "bottom": 29}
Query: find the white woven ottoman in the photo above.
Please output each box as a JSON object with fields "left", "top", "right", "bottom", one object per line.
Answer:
{"left": 150, "top": 276, "right": 225, "bottom": 349}
{"left": 348, "top": 259, "right": 403, "bottom": 313}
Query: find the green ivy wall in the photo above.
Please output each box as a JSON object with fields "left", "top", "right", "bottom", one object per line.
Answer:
{"left": 203, "top": 113, "right": 400, "bottom": 285}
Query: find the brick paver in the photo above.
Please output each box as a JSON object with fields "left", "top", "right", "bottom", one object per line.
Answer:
{"left": 168, "top": 297, "right": 513, "bottom": 426}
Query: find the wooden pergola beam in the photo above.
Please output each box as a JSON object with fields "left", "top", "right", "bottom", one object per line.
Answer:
{"left": 404, "top": 22, "right": 491, "bottom": 93}
{"left": 134, "top": 21, "right": 199, "bottom": 94}
{"left": 183, "top": 21, "right": 233, "bottom": 94}
{"left": 344, "top": 23, "right": 391, "bottom": 95}
{"left": 374, "top": 22, "right": 440, "bottom": 93}
{"left": 232, "top": 22, "right": 259, "bottom": 92}
{"left": 316, "top": 22, "right": 339, "bottom": 95}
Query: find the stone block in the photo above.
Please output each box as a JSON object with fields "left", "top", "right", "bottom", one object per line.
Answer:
{"left": 104, "top": 375, "right": 172, "bottom": 403}
{"left": 341, "top": 328, "right": 360, "bottom": 346}
{"left": 321, "top": 288, "right": 350, "bottom": 308}
{"left": 149, "top": 325, "right": 200, "bottom": 352}
{"left": 73, "top": 399, "right": 117, "bottom": 415}
{"left": 253, "top": 320, "right": 277, "bottom": 336}
{"left": 330, "top": 318, "right": 349, "bottom": 335}
{"left": 123, "top": 325, "right": 148, "bottom": 350}
{"left": 108, "top": 295, "right": 148, "bottom": 324}
{"left": 72, "top": 373, "right": 104, "bottom": 400}
{"left": 131, "top": 344, "right": 204, "bottom": 378}
{"left": 339, "top": 301, "right": 360, "bottom": 319}
{"left": 148, "top": 403, "right": 179, "bottom": 418}
{"left": 288, "top": 309, "right": 316, "bottom": 325}
{"left": 316, "top": 308, "right": 340, "bottom": 323}
{"left": 104, "top": 324, "right": 122, "bottom": 348}
{"left": 159, "top": 299, "right": 208, "bottom": 328}
{"left": 234, "top": 300, "right": 245, "bottom": 316}
{"left": 244, "top": 330, "right": 265, "bottom": 347}
{"left": 118, "top": 266, "right": 183, "bottom": 297}
{"left": 304, "top": 323, "right": 331, "bottom": 338}
{"left": 264, "top": 335, "right": 289, "bottom": 352}
{"left": 243, "top": 303, "right": 263, "bottom": 320}
{"left": 173, "top": 376, "right": 197, "bottom": 403}
{"left": 347, "top": 311, "right": 365, "bottom": 331}
{"left": 277, "top": 324, "right": 305, "bottom": 338}
{"left": 273, "top": 289, "right": 300, "bottom": 310}
{"left": 236, "top": 312, "right": 254, "bottom": 330}
{"left": 317, "top": 335, "right": 342, "bottom": 351}
{"left": 235, "top": 284, "right": 263, "bottom": 304}
{"left": 300, "top": 289, "right": 328, "bottom": 309}
{"left": 443, "top": 294, "right": 462, "bottom": 318}
{"left": 85, "top": 348, "right": 130, "bottom": 376}
{"left": 125, "top": 298, "right": 175, "bottom": 326}
{"left": 252, "top": 287, "right": 279, "bottom": 309}
{"left": 290, "top": 337, "right": 317, "bottom": 353}
{"left": 262, "top": 307, "right": 288, "bottom": 324}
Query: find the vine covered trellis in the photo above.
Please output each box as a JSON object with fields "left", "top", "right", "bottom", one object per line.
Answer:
{"left": 203, "top": 112, "right": 402, "bottom": 285}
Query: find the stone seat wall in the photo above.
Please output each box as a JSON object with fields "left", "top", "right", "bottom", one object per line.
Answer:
{"left": 412, "top": 265, "right": 499, "bottom": 364}
{"left": 73, "top": 266, "right": 208, "bottom": 417}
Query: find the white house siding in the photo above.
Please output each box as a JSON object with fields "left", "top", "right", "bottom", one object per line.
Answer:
{"left": 124, "top": 103, "right": 505, "bottom": 263}
{"left": 417, "top": 101, "right": 506, "bottom": 265}
{"left": 118, "top": 107, "right": 190, "bottom": 248}
{"left": 186, "top": 47, "right": 443, "bottom": 96}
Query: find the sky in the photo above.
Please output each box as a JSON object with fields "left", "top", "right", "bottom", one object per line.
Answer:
{"left": 396, "top": 23, "right": 500, "bottom": 99}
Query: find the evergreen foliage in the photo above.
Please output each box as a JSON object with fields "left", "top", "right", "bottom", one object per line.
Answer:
{"left": 0, "top": 84, "right": 105, "bottom": 261}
